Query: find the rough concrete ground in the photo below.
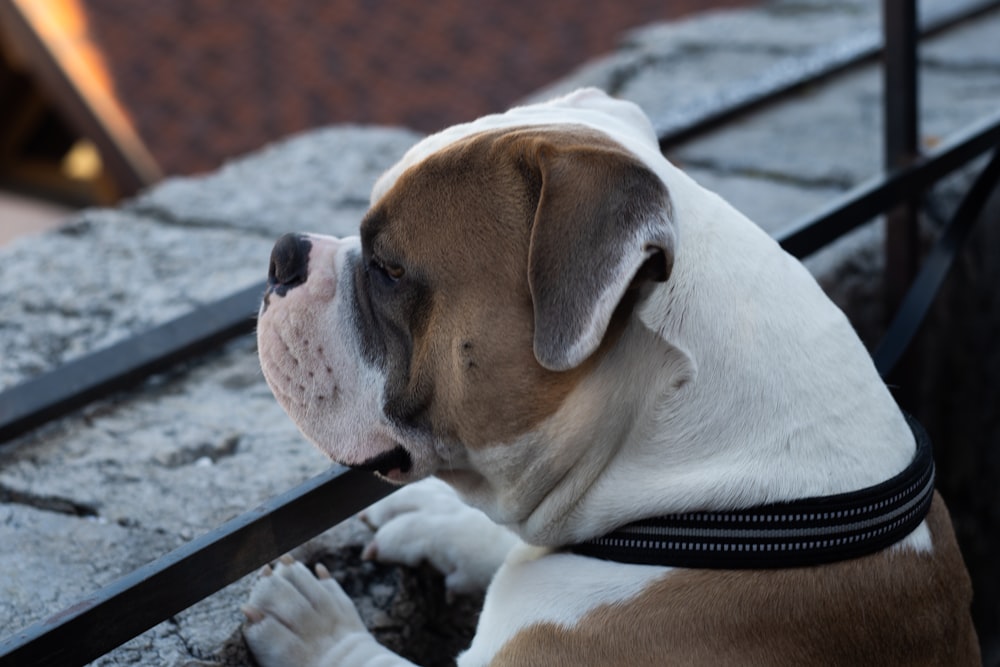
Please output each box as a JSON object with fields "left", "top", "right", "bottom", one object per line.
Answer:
{"left": 1, "top": 0, "right": 999, "bottom": 664}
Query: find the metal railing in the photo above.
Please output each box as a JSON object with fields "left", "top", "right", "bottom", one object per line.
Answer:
{"left": 2, "top": 0, "right": 999, "bottom": 664}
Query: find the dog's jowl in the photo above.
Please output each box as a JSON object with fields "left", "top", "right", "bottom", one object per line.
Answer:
{"left": 245, "top": 88, "right": 979, "bottom": 666}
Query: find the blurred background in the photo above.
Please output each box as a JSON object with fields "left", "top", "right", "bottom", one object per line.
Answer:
{"left": 0, "top": 0, "right": 751, "bottom": 245}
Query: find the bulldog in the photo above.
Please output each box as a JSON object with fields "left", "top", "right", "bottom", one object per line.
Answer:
{"left": 243, "top": 88, "right": 979, "bottom": 666}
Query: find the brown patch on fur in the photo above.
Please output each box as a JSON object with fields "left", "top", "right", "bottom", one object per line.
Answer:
{"left": 364, "top": 127, "right": 667, "bottom": 448}
{"left": 489, "top": 493, "right": 980, "bottom": 666}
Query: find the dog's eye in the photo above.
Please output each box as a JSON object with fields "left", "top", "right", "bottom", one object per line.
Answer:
{"left": 369, "top": 256, "right": 404, "bottom": 284}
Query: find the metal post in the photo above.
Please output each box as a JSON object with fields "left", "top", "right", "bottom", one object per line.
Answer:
{"left": 882, "top": 0, "right": 921, "bottom": 402}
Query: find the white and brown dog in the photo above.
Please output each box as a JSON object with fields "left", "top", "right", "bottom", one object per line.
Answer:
{"left": 244, "top": 89, "right": 979, "bottom": 665}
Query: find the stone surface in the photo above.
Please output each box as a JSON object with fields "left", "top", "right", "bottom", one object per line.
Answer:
{"left": 679, "top": 166, "right": 843, "bottom": 233}
{"left": 671, "top": 62, "right": 999, "bottom": 191}
{"left": 0, "top": 211, "right": 269, "bottom": 388}
{"left": 624, "top": 6, "right": 878, "bottom": 53}
{"left": 922, "top": 10, "right": 1000, "bottom": 70}
{"left": 2, "top": 1, "right": 999, "bottom": 665}
{"left": 131, "top": 126, "right": 422, "bottom": 239}
{"left": 0, "top": 504, "right": 179, "bottom": 630}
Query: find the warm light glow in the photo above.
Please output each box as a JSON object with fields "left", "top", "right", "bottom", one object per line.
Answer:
{"left": 62, "top": 139, "right": 102, "bottom": 180}
{"left": 12, "top": 0, "right": 163, "bottom": 184}
{"left": 14, "top": 0, "right": 115, "bottom": 94}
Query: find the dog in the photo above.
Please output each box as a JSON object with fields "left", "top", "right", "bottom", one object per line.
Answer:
{"left": 244, "top": 88, "right": 979, "bottom": 666}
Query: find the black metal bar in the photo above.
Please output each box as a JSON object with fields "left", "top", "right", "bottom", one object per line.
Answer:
{"left": 882, "top": 0, "right": 922, "bottom": 300}
{"left": 657, "top": 0, "right": 1000, "bottom": 151}
{"left": 0, "top": 466, "right": 396, "bottom": 666}
{"left": 883, "top": 0, "right": 921, "bottom": 171}
{"left": 882, "top": 0, "right": 922, "bottom": 405}
{"left": 0, "top": 281, "right": 265, "bottom": 445}
{"left": 873, "top": 148, "right": 1000, "bottom": 375}
{"left": 776, "top": 109, "right": 1000, "bottom": 259}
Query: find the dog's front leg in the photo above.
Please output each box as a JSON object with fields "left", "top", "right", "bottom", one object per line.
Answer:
{"left": 361, "top": 478, "right": 520, "bottom": 595}
{"left": 243, "top": 557, "right": 417, "bottom": 667}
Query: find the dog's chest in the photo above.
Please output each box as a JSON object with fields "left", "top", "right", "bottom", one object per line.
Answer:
{"left": 457, "top": 545, "right": 670, "bottom": 666}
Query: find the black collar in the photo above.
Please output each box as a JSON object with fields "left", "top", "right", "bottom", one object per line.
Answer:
{"left": 568, "top": 415, "right": 935, "bottom": 569}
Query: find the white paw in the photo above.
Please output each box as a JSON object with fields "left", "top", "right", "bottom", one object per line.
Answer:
{"left": 360, "top": 478, "right": 519, "bottom": 594}
{"left": 243, "top": 558, "right": 382, "bottom": 667}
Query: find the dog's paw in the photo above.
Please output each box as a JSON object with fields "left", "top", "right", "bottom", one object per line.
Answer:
{"left": 360, "top": 478, "right": 519, "bottom": 594}
{"left": 243, "top": 557, "right": 401, "bottom": 667}
{"left": 361, "top": 477, "right": 463, "bottom": 526}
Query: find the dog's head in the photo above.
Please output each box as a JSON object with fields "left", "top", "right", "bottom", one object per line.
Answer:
{"left": 257, "top": 89, "right": 676, "bottom": 500}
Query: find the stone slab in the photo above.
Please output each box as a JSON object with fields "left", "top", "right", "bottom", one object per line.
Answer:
{"left": 131, "top": 126, "right": 421, "bottom": 239}
{"left": 922, "top": 11, "right": 1000, "bottom": 70}
{"left": 0, "top": 504, "right": 179, "bottom": 632}
{"left": 670, "top": 67, "right": 883, "bottom": 188}
{"left": 671, "top": 59, "right": 1000, "bottom": 191}
{"left": 679, "top": 166, "right": 845, "bottom": 233}
{"left": 0, "top": 210, "right": 271, "bottom": 388}
{"left": 625, "top": 6, "right": 878, "bottom": 54}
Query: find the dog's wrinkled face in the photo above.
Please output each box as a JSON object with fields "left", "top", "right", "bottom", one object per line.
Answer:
{"left": 258, "top": 92, "right": 674, "bottom": 488}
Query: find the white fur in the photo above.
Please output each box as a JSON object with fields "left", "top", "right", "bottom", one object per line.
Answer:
{"left": 459, "top": 544, "right": 669, "bottom": 667}
{"left": 247, "top": 88, "right": 931, "bottom": 667}
{"left": 257, "top": 236, "right": 393, "bottom": 467}
{"left": 244, "top": 560, "right": 417, "bottom": 667}
{"left": 361, "top": 478, "right": 519, "bottom": 594}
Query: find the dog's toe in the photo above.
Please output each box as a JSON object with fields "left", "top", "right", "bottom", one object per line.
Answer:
{"left": 243, "top": 558, "right": 368, "bottom": 666}
{"left": 361, "top": 477, "right": 457, "bottom": 527}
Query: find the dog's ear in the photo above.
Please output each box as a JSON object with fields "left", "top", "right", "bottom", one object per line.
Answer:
{"left": 526, "top": 140, "right": 675, "bottom": 372}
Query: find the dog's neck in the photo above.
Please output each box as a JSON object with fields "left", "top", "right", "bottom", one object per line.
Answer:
{"left": 451, "top": 173, "right": 916, "bottom": 549}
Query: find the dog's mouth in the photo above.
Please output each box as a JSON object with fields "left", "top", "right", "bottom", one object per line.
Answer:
{"left": 350, "top": 445, "right": 413, "bottom": 478}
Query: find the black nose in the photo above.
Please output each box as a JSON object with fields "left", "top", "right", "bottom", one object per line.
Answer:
{"left": 268, "top": 233, "right": 311, "bottom": 295}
